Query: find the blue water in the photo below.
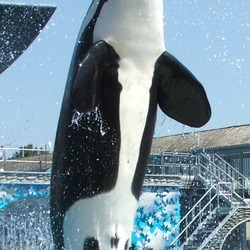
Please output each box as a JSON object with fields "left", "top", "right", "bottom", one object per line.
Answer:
{"left": 133, "top": 188, "right": 181, "bottom": 249}
{"left": 0, "top": 183, "right": 50, "bottom": 209}
{"left": 0, "top": 184, "right": 180, "bottom": 249}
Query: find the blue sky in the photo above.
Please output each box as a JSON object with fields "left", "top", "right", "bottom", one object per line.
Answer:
{"left": 0, "top": 0, "right": 249, "bottom": 148}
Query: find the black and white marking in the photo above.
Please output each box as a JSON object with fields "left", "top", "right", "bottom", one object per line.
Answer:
{"left": 50, "top": 0, "right": 211, "bottom": 249}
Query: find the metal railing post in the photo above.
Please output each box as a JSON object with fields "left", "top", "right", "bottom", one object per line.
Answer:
{"left": 3, "top": 149, "right": 6, "bottom": 171}
{"left": 217, "top": 183, "right": 220, "bottom": 208}
{"left": 45, "top": 144, "right": 47, "bottom": 170}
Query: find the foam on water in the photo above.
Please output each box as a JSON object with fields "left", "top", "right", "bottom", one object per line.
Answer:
{"left": 0, "top": 185, "right": 180, "bottom": 249}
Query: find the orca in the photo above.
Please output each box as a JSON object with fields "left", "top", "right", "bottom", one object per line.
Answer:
{"left": 50, "top": 0, "right": 211, "bottom": 249}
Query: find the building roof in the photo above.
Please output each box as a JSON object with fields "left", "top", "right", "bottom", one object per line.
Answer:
{"left": 151, "top": 124, "right": 250, "bottom": 154}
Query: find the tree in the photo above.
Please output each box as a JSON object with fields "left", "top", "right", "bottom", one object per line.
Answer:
{"left": 10, "top": 144, "right": 43, "bottom": 159}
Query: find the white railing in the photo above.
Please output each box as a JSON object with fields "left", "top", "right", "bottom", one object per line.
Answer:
{"left": 197, "top": 206, "right": 239, "bottom": 250}
{"left": 0, "top": 147, "right": 52, "bottom": 171}
{"left": 168, "top": 152, "right": 250, "bottom": 249}
{"left": 196, "top": 153, "right": 250, "bottom": 200}
{"left": 168, "top": 185, "right": 218, "bottom": 248}
{"left": 214, "top": 154, "right": 250, "bottom": 190}
{"left": 147, "top": 152, "right": 196, "bottom": 176}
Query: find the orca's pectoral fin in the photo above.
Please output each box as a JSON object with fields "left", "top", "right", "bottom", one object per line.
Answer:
{"left": 72, "top": 40, "right": 119, "bottom": 112}
{"left": 155, "top": 52, "right": 211, "bottom": 127}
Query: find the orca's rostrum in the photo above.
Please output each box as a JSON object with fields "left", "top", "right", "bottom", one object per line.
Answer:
{"left": 50, "top": 1, "right": 211, "bottom": 249}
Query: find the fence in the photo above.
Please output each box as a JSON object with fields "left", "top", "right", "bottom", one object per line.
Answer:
{"left": 0, "top": 147, "right": 52, "bottom": 172}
